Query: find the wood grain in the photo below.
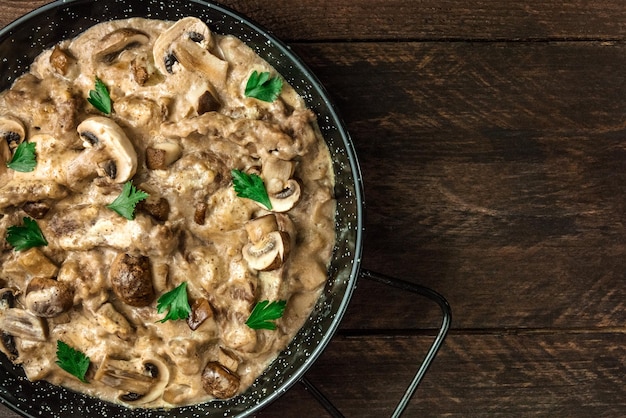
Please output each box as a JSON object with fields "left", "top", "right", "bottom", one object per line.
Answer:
{"left": 290, "top": 41, "right": 626, "bottom": 330}
{"left": 260, "top": 333, "right": 626, "bottom": 417}
{"left": 202, "top": 0, "right": 626, "bottom": 41}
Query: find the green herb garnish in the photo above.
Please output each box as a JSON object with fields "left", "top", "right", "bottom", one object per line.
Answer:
{"left": 244, "top": 71, "right": 283, "bottom": 102}
{"left": 56, "top": 340, "right": 90, "bottom": 383}
{"left": 88, "top": 77, "right": 112, "bottom": 114}
{"left": 156, "top": 282, "right": 191, "bottom": 323}
{"left": 245, "top": 300, "right": 287, "bottom": 330}
{"left": 6, "top": 141, "right": 36, "bottom": 172}
{"left": 6, "top": 217, "right": 48, "bottom": 251}
{"left": 106, "top": 181, "right": 149, "bottom": 220}
{"left": 231, "top": 169, "right": 272, "bottom": 210}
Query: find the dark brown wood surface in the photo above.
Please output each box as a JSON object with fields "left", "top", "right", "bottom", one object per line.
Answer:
{"left": 1, "top": 1, "right": 625, "bottom": 417}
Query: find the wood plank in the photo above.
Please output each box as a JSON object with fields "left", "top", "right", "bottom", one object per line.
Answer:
{"left": 218, "top": 1, "right": 626, "bottom": 41}
{"left": 259, "top": 332, "right": 626, "bottom": 417}
{"left": 281, "top": 41, "right": 626, "bottom": 330}
{"left": 5, "top": 1, "right": 626, "bottom": 42}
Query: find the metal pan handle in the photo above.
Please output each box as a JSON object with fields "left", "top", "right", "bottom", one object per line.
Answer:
{"left": 300, "top": 269, "right": 452, "bottom": 417}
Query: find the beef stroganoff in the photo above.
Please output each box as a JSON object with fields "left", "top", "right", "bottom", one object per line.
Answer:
{"left": 0, "top": 17, "right": 335, "bottom": 407}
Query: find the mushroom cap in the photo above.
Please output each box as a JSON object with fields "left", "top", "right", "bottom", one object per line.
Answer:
{"left": 260, "top": 158, "right": 302, "bottom": 212}
{"left": 152, "top": 17, "right": 227, "bottom": 90}
{"left": 153, "top": 17, "right": 212, "bottom": 75}
{"left": 109, "top": 253, "right": 155, "bottom": 307}
{"left": 245, "top": 214, "right": 279, "bottom": 243}
{"left": 201, "top": 361, "right": 240, "bottom": 399}
{"left": 76, "top": 116, "right": 138, "bottom": 183}
{"left": 242, "top": 230, "right": 290, "bottom": 271}
{"left": 268, "top": 179, "right": 302, "bottom": 213}
{"left": 24, "top": 277, "right": 74, "bottom": 318}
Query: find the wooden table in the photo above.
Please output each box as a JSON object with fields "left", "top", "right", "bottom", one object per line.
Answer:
{"left": 1, "top": 1, "right": 625, "bottom": 416}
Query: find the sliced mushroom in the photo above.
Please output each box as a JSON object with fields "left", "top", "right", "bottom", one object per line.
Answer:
{"left": 201, "top": 361, "right": 240, "bottom": 399}
{"left": 0, "top": 115, "right": 26, "bottom": 153}
{"left": 244, "top": 214, "right": 279, "bottom": 243}
{"left": 153, "top": 17, "right": 227, "bottom": 96}
{"left": 109, "top": 253, "right": 155, "bottom": 307}
{"left": 261, "top": 158, "right": 302, "bottom": 212}
{"left": 95, "top": 355, "right": 170, "bottom": 404}
{"left": 217, "top": 348, "right": 240, "bottom": 374}
{"left": 96, "top": 28, "right": 150, "bottom": 63}
{"left": 16, "top": 248, "right": 59, "bottom": 280}
{"left": 145, "top": 141, "right": 182, "bottom": 170}
{"left": 0, "top": 307, "right": 48, "bottom": 342}
{"left": 243, "top": 230, "right": 291, "bottom": 271}
{"left": 24, "top": 277, "right": 74, "bottom": 318}
{"left": 76, "top": 116, "right": 138, "bottom": 183}
{"left": 0, "top": 289, "right": 19, "bottom": 361}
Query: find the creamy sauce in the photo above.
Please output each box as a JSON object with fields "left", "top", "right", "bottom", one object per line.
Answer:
{"left": 0, "top": 17, "right": 335, "bottom": 408}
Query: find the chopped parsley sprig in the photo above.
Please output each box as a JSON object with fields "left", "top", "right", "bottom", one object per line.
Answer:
{"left": 244, "top": 71, "right": 283, "bottom": 102}
{"left": 231, "top": 169, "right": 272, "bottom": 210}
{"left": 6, "top": 141, "right": 37, "bottom": 172}
{"left": 56, "top": 340, "right": 90, "bottom": 383}
{"left": 88, "top": 77, "right": 112, "bottom": 114}
{"left": 246, "top": 300, "right": 287, "bottom": 330}
{"left": 6, "top": 217, "right": 48, "bottom": 251}
{"left": 156, "top": 282, "right": 192, "bottom": 323}
{"left": 106, "top": 181, "right": 149, "bottom": 220}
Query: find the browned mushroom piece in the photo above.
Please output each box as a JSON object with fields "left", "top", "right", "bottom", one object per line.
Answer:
{"left": 24, "top": 277, "right": 74, "bottom": 318}
{"left": 139, "top": 197, "right": 170, "bottom": 222}
{"left": 109, "top": 253, "right": 155, "bottom": 307}
{"left": 187, "top": 298, "right": 214, "bottom": 331}
{"left": 201, "top": 361, "right": 240, "bottom": 399}
{"left": 145, "top": 141, "right": 182, "bottom": 170}
{"left": 49, "top": 45, "right": 74, "bottom": 75}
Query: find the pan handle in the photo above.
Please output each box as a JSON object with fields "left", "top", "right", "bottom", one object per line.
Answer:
{"left": 300, "top": 269, "right": 452, "bottom": 418}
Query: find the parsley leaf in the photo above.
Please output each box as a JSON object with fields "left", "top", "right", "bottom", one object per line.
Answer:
{"left": 106, "top": 181, "right": 149, "bottom": 220}
{"left": 56, "top": 340, "right": 90, "bottom": 383}
{"left": 245, "top": 300, "right": 287, "bottom": 330}
{"left": 156, "top": 282, "right": 191, "bottom": 323}
{"left": 6, "top": 217, "right": 48, "bottom": 251}
{"left": 6, "top": 141, "right": 37, "bottom": 172}
{"left": 231, "top": 169, "right": 272, "bottom": 210}
{"left": 244, "top": 71, "right": 283, "bottom": 102}
{"left": 88, "top": 77, "right": 112, "bottom": 114}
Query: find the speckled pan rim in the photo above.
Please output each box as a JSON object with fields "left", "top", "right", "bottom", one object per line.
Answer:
{"left": 0, "top": 0, "right": 364, "bottom": 417}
